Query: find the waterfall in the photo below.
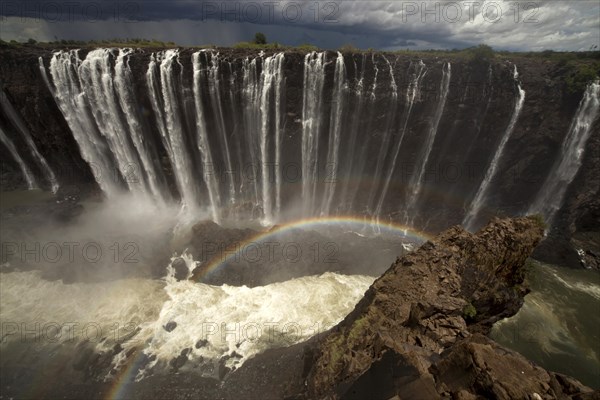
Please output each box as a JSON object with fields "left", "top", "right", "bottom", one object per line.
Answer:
{"left": 227, "top": 61, "right": 243, "bottom": 204}
{"left": 369, "top": 53, "right": 379, "bottom": 101}
{"left": 320, "top": 52, "right": 346, "bottom": 216}
{"left": 463, "top": 64, "right": 526, "bottom": 231}
{"left": 39, "top": 47, "right": 593, "bottom": 230}
{"left": 348, "top": 53, "right": 380, "bottom": 210}
{"left": 460, "top": 64, "right": 494, "bottom": 159}
{"left": 241, "top": 57, "right": 261, "bottom": 206}
{"left": 528, "top": 80, "right": 600, "bottom": 224}
{"left": 146, "top": 50, "right": 199, "bottom": 209}
{"left": 205, "top": 51, "right": 236, "bottom": 205}
{"left": 301, "top": 51, "right": 326, "bottom": 215}
{"left": 48, "top": 50, "right": 122, "bottom": 195}
{"left": 339, "top": 55, "right": 367, "bottom": 210}
{"left": 404, "top": 62, "right": 451, "bottom": 225}
{"left": 114, "top": 49, "right": 166, "bottom": 202}
{"left": 0, "top": 88, "right": 58, "bottom": 193}
{"left": 271, "top": 55, "right": 285, "bottom": 219}
{"left": 368, "top": 55, "right": 398, "bottom": 213}
{"left": 0, "top": 126, "right": 38, "bottom": 189}
{"left": 78, "top": 49, "right": 151, "bottom": 195}
{"left": 192, "top": 52, "right": 221, "bottom": 222}
{"left": 374, "top": 60, "right": 427, "bottom": 222}
{"left": 258, "top": 52, "right": 285, "bottom": 224}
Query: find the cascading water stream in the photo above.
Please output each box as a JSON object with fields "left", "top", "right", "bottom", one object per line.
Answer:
{"left": 114, "top": 49, "right": 166, "bottom": 202}
{"left": 368, "top": 55, "right": 398, "bottom": 213}
{"left": 528, "top": 80, "right": 600, "bottom": 224}
{"left": 301, "top": 51, "right": 326, "bottom": 216}
{"left": 460, "top": 64, "right": 494, "bottom": 160}
{"left": 339, "top": 55, "right": 367, "bottom": 210}
{"left": 404, "top": 62, "right": 451, "bottom": 226}
{"left": 320, "top": 52, "right": 346, "bottom": 216}
{"left": 147, "top": 50, "right": 199, "bottom": 210}
{"left": 0, "top": 88, "right": 58, "bottom": 193}
{"left": 78, "top": 49, "right": 150, "bottom": 195}
{"left": 462, "top": 64, "right": 525, "bottom": 231}
{"left": 0, "top": 126, "right": 38, "bottom": 189}
{"left": 192, "top": 51, "right": 222, "bottom": 222}
{"left": 258, "top": 52, "right": 285, "bottom": 224}
{"left": 241, "top": 57, "right": 261, "bottom": 206}
{"left": 36, "top": 48, "right": 589, "bottom": 234}
{"left": 374, "top": 60, "right": 427, "bottom": 223}
{"left": 47, "top": 50, "right": 122, "bottom": 195}
{"left": 271, "top": 55, "right": 285, "bottom": 219}
{"left": 205, "top": 51, "right": 236, "bottom": 205}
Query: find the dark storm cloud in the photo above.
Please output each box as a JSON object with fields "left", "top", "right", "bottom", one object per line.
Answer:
{"left": 1, "top": 1, "right": 598, "bottom": 50}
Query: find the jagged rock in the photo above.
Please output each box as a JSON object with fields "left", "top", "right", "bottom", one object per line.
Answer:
{"left": 306, "top": 216, "right": 596, "bottom": 399}
{"left": 432, "top": 334, "right": 594, "bottom": 399}
{"left": 163, "top": 321, "right": 177, "bottom": 332}
{"left": 170, "top": 351, "right": 188, "bottom": 371}
{"left": 171, "top": 257, "right": 188, "bottom": 280}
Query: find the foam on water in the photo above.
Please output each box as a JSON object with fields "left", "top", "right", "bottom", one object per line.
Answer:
{"left": 0, "top": 253, "right": 374, "bottom": 377}
{"left": 0, "top": 271, "right": 166, "bottom": 350}
{"left": 139, "top": 255, "right": 374, "bottom": 372}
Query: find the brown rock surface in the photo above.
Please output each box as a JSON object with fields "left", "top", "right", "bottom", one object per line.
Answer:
{"left": 306, "top": 216, "right": 597, "bottom": 399}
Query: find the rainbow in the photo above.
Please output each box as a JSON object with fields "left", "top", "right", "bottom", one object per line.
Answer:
{"left": 105, "top": 348, "right": 149, "bottom": 400}
{"left": 190, "top": 215, "right": 433, "bottom": 282}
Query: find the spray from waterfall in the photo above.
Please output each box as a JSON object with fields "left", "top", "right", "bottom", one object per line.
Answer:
{"left": 301, "top": 51, "right": 326, "bottom": 216}
{"left": 404, "top": 62, "right": 451, "bottom": 226}
{"left": 528, "top": 80, "right": 600, "bottom": 225}
{"left": 463, "top": 64, "right": 525, "bottom": 231}
{"left": 0, "top": 87, "right": 58, "bottom": 192}
{"left": 320, "top": 52, "right": 346, "bottom": 216}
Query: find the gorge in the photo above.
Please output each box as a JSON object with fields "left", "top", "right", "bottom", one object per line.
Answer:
{"left": 0, "top": 44, "right": 599, "bottom": 399}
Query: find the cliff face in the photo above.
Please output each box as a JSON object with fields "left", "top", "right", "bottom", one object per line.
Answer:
{"left": 0, "top": 45, "right": 598, "bottom": 268}
{"left": 306, "top": 216, "right": 596, "bottom": 399}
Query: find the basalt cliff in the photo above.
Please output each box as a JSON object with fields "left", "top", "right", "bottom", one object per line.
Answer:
{"left": 1, "top": 45, "right": 599, "bottom": 269}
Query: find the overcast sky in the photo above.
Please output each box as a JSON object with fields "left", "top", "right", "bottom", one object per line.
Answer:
{"left": 1, "top": 1, "right": 598, "bottom": 51}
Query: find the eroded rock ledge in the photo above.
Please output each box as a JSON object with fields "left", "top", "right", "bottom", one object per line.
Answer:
{"left": 303, "top": 216, "right": 596, "bottom": 399}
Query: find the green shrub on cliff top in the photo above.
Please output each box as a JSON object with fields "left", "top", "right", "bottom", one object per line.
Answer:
{"left": 296, "top": 44, "right": 319, "bottom": 52}
{"left": 465, "top": 44, "right": 495, "bottom": 63}
{"left": 565, "top": 62, "right": 600, "bottom": 93}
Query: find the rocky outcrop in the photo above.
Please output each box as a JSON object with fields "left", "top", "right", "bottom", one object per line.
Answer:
{"left": 305, "top": 216, "right": 596, "bottom": 399}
